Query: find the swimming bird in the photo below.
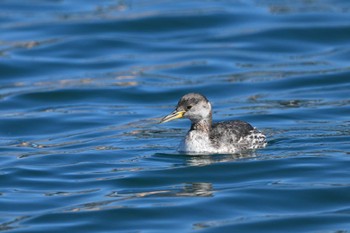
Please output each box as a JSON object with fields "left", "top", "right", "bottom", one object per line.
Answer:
{"left": 160, "top": 93, "right": 266, "bottom": 154}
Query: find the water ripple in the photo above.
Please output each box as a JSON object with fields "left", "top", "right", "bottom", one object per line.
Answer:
{"left": 1, "top": 0, "right": 350, "bottom": 232}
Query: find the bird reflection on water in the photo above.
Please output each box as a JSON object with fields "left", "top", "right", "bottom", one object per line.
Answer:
{"left": 184, "top": 152, "right": 258, "bottom": 167}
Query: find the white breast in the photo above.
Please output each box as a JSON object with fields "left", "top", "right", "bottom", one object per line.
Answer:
{"left": 178, "top": 130, "right": 216, "bottom": 154}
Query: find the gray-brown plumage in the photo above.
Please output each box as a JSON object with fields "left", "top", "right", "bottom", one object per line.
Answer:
{"left": 160, "top": 93, "right": 266, "bottom": 154}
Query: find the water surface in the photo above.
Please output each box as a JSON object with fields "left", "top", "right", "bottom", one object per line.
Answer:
{"left": 1, "top": 0, "right": 350, "bottom": 232}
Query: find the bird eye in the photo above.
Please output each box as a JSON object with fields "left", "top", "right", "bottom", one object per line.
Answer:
{"left": 186, "top": 106, "right": 192, "bottom": 110}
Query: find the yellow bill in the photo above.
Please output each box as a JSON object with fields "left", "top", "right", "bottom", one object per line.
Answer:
{"left": 159, "top": 110, "right": 186, "bottom": 123}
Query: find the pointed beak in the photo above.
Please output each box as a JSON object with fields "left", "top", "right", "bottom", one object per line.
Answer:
{"left": 159, "top": 110, "right": 186, "bottom": 123}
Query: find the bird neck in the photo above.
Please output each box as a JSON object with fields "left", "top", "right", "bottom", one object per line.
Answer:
{"left": 190, "top": 118, "right": 212, "bottom": 133}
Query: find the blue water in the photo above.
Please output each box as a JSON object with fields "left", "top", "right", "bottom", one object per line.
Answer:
{"left": 1, "top": 1, "right": 350, "bottom": 232}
